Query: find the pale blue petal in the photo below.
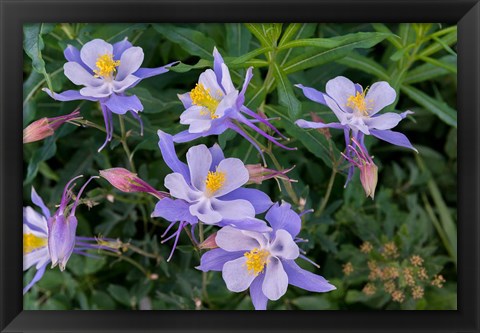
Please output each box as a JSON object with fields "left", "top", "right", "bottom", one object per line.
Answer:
{"left": 222, "top": 256, "right": 256, "bottom": 292}
{"left": 365, "top": 81, "right": 396, "bottom": 116}
{"left": 213, "top": 47, "right": 224, "bottom": 86}
{"left": 80, "top": 83, "right": 113, "bottom": 98}
{"left": 186, "top": 144, "right": 212, "bottom": 191}
{"left": 219, "top": 218, "right": 272, "bottom": 233}
{"left": 64, "top": 45, "right": 91, "bottom": 72}
{"left": 269, "top": 230, "right": 299, "bottom": 260}
{"left": 209, "top": 144, "right": 225, "bottom": 169}
{"left": 178, "top": 91, "right": 192, "bottom": 108}
{"left": 262, "top": 257, "right": 288, "bottom": 300}
{"left": 365, "top": 112, "right": 403, "bottom": 130}
{"left": 112, "top": 38, "right": 133, "bottom": 60}
{"left": 164, "top": 173, "right": 201, "bottom": 202}
{"left": 80, "top": 39, "right": 113, "bottom": 71}
{"left": 212, "top": 158, "right": 249, "bottom": 197}
{"left": 325, "top": 76, "right": 356, "bottom": 113}
{"left": 23, "top": 263, "right": 48, "bottom": 295}
{"left": 189, "top": 198, "right": 222, "bottom": 224}
{"left": 295, "top": 119, "right": 345, "bottom": 130}
{"left": 221, "top": 63, "right": 235, "bottom": 94}
{"left": 64, "top": 61, "right": 103, "bottom": 87}
{"left": 215, "top": 226, "right": 261, "bottom": 252}
{"left": 116, "top": 46, "right": 144, "bottom": 81}
{"left": 133, "top": 61, "right": 178, "bottom": 80}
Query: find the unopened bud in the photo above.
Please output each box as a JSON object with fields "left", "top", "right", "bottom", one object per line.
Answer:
{"left": 100, "top": 168, "right": 168, "bottom": 199}
{"left": 23, "top": 109, "right": 81, "bottom": 144}
{"left": 245, "top": 164, "right": 295, "bottom": 185}
{"left": 198, "top": 232, "right": 218, "bottom": 250}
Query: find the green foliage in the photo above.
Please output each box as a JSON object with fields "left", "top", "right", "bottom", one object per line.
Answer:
{"left": 23, "top": 23, "right": 457, "bottom": 310}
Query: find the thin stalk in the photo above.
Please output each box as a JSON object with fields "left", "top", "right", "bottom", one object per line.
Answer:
{"left": 118, "top": 115, "right": 137, "bottom": 173}
{"left": 315, "top": 169, "right": 337, "bottom": 217}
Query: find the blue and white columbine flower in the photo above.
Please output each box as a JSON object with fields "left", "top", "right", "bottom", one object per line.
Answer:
{"left": 152, "top": 130, "right": 273, "bottom": 261}
{"left": 23, "top": 178, "right": 116, "bottom": 294}
{"left": 197, "top": 202, "right": 336, "bottom": 310}
{"left": 295, "top": 76, "right": 416, "bottom": 152}
{"left": 173, "top": 47, "right": 295, "bottom": 160}
{"left": 43, "top": 38, "right": 177, "bottom": 151}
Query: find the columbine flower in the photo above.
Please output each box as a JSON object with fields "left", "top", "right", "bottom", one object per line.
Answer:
{"left": 152, "top": 130, "right": 273, "bottom": 261}
{"left": 197, "top": 202, "right": 336, "bottom": 310}
{"left": 43, "top": 38, "right": 177, "bottom": 151}
{"left": 173, "top": 47, "right": 294, "bottom": 160}
{"left": 23, "top": 183, "right": 116, "bottom": 294}
{"left": 100, "top": 167, "right": 168, "bottom": 200}
{"left": 23, "top": 109, "right": 82, "bottom": 144}
{"left": 295, "top": 76, "right": 417, "bottom": 152}
{"left": 341, "top": 138, "right": 378, "bottom": 199}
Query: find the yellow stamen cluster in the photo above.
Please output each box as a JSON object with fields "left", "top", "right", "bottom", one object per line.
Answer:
{"left": 346, "top": 87, "right": 372, "bottom": 116}
{"left": 411, "top": 286, "right": 424, "bottom": 299}
{"left": 431, "top": 274, "right": 446, "bottom": 288}
{"left": 23, "top": 233, "right": 47, "bottom": 254}
{"left": 93, "top": 54, "right": 120, "bottom": 78}
{"left": 362, "top": 283, "right": 377, "bottom": 296}
{"left": 410, "top": 255, "right": 424, "bottom": 267}
{"left": 244, "top": 248, "right": 270, "bottom": 276}
{"left": 382, "top": 242, "right": 399, "bottom": 259}
{"left": 205, "top": 170, "right": 226, "bottom": 195}
{"left": 190, "top": 83, "right": 220, "bottom": 119}
{"left": 391, "top": 290, "right": 405, "bottom": 303}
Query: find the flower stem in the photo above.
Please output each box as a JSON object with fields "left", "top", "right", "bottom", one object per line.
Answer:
{"left": 315, "top": 168, "right": 337, "bottom": 217}
{"left": 118, "top": 115, "right": 136, "bottom": 173}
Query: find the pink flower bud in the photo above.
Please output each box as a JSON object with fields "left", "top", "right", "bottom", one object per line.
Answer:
{"left": 198, "top": 232, "right": 218, "bottom": 250}
{"left": 245, "top": 164, "right": 296, "bottom": 185}
{"left": 100, "top": 168, "right": 167, "bottom": 199}
{"left": 341, "top": 138, "right": 378, "bottom": 199}
{"left": 23, "top": 109, "right": 82, "bottom": 144}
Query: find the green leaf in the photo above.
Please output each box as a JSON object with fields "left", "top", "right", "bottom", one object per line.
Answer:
{"left": 336, "top": 52, "right": 389, "bottom": 80}
{"left": 417, "top": 55, "right": 456, "bottom": 74}
{"left": 278, "top": 23, "right": 303, "bottom": 46}
{"left": 107, "top": 284, "right": 132, "bottom": 307}
{"left": 282, "top": 32, "right": 391, "bottom": 74}
{"left": 401, "top": 85, "right": 457, "bottom": 127}
{"left": 291, "top": 296, "right": 331, "bottom": 310}
{"left": 245, "top": 23, "right": 282, "bottom": 47}
{"left": 419, "top": 31, "right": 457, "bottom": 58}
{"left": 403, "top": 55, "right": 456, "bottom": 84}
{"left": 265, "top": 105, "right": 340, "bottom": 169}
{"left": 153, "top": 24, "right": 216, "bottom": 59}
{"left": 24, "top": 136, "right": 57, "bottom": 185}
{"left": 278, "top": 32, "right": 392, "bottom": 50}
{"left": 272, "top": 63, "right": 301, "bottom": 119}
{"left": 167, "top": 59, "right": 212, "bottom": 73}
{"left": 23, "top": 23, "right": 55, "bottom": 91}
{"left": 225, "top": 23, "right": 252, "bottom": 56}
{"left": 371, "top": 23, "right": 402, "bottom": 48}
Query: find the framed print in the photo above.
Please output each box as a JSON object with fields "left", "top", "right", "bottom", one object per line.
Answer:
{"left": 1, "top": 0, "right": 479, "bottom": 332}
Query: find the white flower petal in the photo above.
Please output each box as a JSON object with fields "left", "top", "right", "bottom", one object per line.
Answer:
{"left": 80, "top": 39, "right": 113, "bottom": 71}
{"left": 222, "top": 256, "right": 256, "bottom": 292}
{"left": 186, "top": 145, "right": 212, "bottom": 191}
{"left": 164, "top": 173, "right": 201, "bottom": 202}
{"left": 211, "top": 158, "right": 249, "bottom": 197}
{"left": 325, "top": 76, "right": 356, "bottom": 113}
{"left": 221, "top": 63, "right": 236, "bottom": 94}
{"left": 269, "top": 230, "right": 299, "bottom": 260}
{"left": 64, "top": 62, "right": 103, "bottom": 87}
{"left": 216, "top": 226, "right": 264, "bottom": 252}
{"left": 115, "top": 46, "right": 144, "bottom": 81}
{"left": 262, "top": 257, "right": 288, "bottom": 300}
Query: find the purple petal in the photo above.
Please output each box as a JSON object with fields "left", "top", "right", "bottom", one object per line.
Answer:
{"left": 80, "top": 39, "right": 113, "bottom": 71}
{"left": 133, "top": 61, "right": 178, "bottom": 80}
{"left": 265, "top": 202, "right": 301, "bottom": 238}
{"left": 197, "top": 248, "right": 244, "bottom": 272}
{"left": 48, "top": 215, "right": 77, "bottom": 271}
{"left": 250, "top": 274, "right": 268, "bottom": 310}
{"left": 103, "top": 94, "right": 144, "bottom": 115}
{"left": 178, "top": 91, "right": 192, "bottom": 109}
{"left": 112, "top": 38, "right": 133, "bottom": 60}
{"left": 325, "top": 76, "right": 356, "bottom": 113}
{"left": 64, "top": 45, "right": 91, "bottom": 72}
{"left": 23, "top": 263, "right": 48, "bottom": 295}
{"left": 116, "top": 47, "right": 144, "bottom": 81}
{"left": 323, "top": 94, "right": 349, "bottom": 123}
{"left": 213, "top": 47, "right": 224, "bottom": 88}
{"left": 98, "top": 104, "right": 112, "bottom": 152}
{"left": 222, "top": 256, "right": 256, "bottom": 292}
{"left": 186, "top": 144, "right": 212, "bottom": 191}
{"left": 365, "top": 81, "right": 396, "bottom": 116}
{"left": 220, "top": 63, "right": 235, "bottom": 94}
{"left": 209, "top": 144, "right": 225, "bottom": 168}
{"left": 295, "top": 119, "right": 345, "bottom": 130}
{"left": 369, "top": 129, "right": 418, "bottom": 152}
{"left": 295, "top": 84, "right": 327, "bottom": 105}
{"left": 262, "top": 257, "right": 288, "bottom": 300}
{"left": 157, "top": 130, "right": 190, "bottom": 182}
{"left": 219, "top": 188, "right": 272, "bottom": 214}
{"left": 42, "top": 88, "right": 98, "bottom": 102}
{"left": 23, "top": 207, "right": 48, "bottom": 235}
{"left": 152, "top": 198, "right": 197, "bottom": 224}
{"left": 226, "top": 122, "right": 265, "bottom": 164}
{"left": 365, "top": 112, "right": 403, "bottom": 130}
{"left": 31, "top": 187, "right": 51, "bottom": 219}
{"left": 282, "top": 260, "right": 336, "bottom": 293}
{"left": 240, "top": 105, "right": 288, "bottom": 140}
{"left": 236, "top": 67, "right": 253, "bottom": 108}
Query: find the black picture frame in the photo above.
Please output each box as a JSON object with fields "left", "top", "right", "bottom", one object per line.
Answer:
{"left": 1, "top": 0, "right": 479, "bottom": 332}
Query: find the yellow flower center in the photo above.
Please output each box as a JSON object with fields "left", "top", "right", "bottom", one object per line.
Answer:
{"left": 190, "top": 83, "right": 220, "bottom": 119}
{"left": 93, "top": 54, "right": 121, "bottom": 79}
{"left": 205, "top": 170, "right": 226, "bottom": 195}
{"left": 23, "top": 233, "right": 47, "bottom": 254}
{"left": 346, "top": 87, "right": 373, "bottom": 116}
{"left": 244, "top": 248, "right": 270, "bottom": 276}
